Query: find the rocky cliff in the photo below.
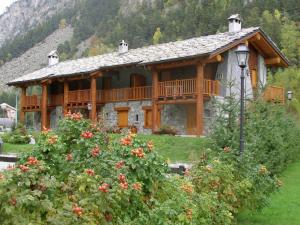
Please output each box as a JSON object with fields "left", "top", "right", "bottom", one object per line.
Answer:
{"left": 0, "top": 0, "right": 75, "bottom": 47}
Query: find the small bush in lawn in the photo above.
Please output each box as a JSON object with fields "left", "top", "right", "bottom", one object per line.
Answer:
{"left": 154, "top": 124, "right": 178, "bottom": 135}
{"left": 0, "top": 123, "right": 30, "bottom": 144}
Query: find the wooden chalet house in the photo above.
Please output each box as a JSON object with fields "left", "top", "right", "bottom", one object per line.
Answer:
{"left": 8, "top": 15, "right": 289, "bottom": 135}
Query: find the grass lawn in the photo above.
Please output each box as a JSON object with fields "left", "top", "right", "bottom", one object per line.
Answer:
{"left": 238, "top": 160, "right": 300, "bottom": 225}
{"left": 1, "top": 134, "right": 207, "bottom": 162}
{"left": 2, "top": 143, "right": 34, "bottom": 154}
{"left": 111, "top": 134, "right": 207, "bottom": 162}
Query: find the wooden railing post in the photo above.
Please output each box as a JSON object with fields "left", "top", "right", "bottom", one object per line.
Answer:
{"left": 19, "top": 86, "right": 26, "bottom": 125}
{"left": 196, "top": 63, "right": 205, "bottom": 136}
{"left": 63, "top": 80, "right": 69, "bottom": 115}
{"left": 152, "top": 69, "right": 159, "bottom": 133}
{"left": 41, "top": 82, "right": 48, "bottom": 130}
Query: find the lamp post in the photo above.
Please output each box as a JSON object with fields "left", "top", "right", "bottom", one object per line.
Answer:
{"left": 235, "top": 44, "right": 249, "bottom": 156}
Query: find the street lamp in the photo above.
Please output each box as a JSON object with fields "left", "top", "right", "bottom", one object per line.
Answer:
{"left": 235, "top": 44, "right": 249, "bottom": 156}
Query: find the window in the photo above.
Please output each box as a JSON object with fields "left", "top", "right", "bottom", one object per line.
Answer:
{"left": 115, "top": 107, "right": 129, "bottom": 128}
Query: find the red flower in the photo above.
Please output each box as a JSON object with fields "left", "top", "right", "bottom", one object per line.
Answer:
{"left": 19, "top": 165, "right": 30, "bottom": 173}
{"left": 147, "top": 141, "right": 154, "bottom": 151}
{"left": 6, "top": 164, "right": 14, "bottom": 170}
{"left": 118, "top": 174, "right": 126, "bottom": 183}
{"left": 120, "top": 136, "right": 132, "bottom": 146}
{"left": 48, "top": 135, "right": 58, "bottom": 144}
{"left": 72, "top": 112, "right": 82, "bottom": 121}
{"left": 120, "top": 182, "right": 128, "bottom": 190}
{"left": 42, "top": 127, "right": 51, "bottom": 134}
{"left": 26, "top": 156, "right": 39, "bottom": 165}
{"left": 104, "top": 212, "right": 113, "bottom": 222}
{"left": 72, "top": 204, "right": 83, "bottom": 217}
{"left": 98, "top": 183, "right": 110, "bottom": 193}
{"left": 131, "top": 148, "right": 145, "bottom": 158}
{"left": 66, "top": 153, "right": 73, "bottom": 161}
{"left": 132, "top": 182, "right": 142, "bottom": 191}
{"left": 81, "top": 131, "right": 94, "bottom": 139}
{"left": 115, "top": 161, "right": 125, "bottom": 169}
{"left": 85, "top": 169, "right": 95, "bottom": 176}
{"left": 9, "top": 198, "right": 17, "bottom": 206}
{"left": 90, "top": 146, "right": 100, "bottom": 157}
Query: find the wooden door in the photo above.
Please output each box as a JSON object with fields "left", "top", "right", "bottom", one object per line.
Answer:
{"left": 130, "top": 74, "right": 146, "bottom": 87}
{"left": 117, "top": 110, "right": 128, "bottom": 128}
{"left": 186, "top": 104, "right": 196, "bottom": 135}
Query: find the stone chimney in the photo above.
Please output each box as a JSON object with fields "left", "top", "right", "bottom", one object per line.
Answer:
{"left": 228, "top": 14, "right": 242, "bottom": 32}
{"left": 48, "top": 50, "right": 59, "bottom": 66}
{"left": 118, "top": 40, "right": 128, "bottom": 54}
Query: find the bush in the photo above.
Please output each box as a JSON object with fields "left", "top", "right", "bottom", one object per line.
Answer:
{"left": 154, "top": 125, "right": 178, "bottom": 135}
{"left": 210, "top": 98, "right": 300, "bottom": 175}
{"left": 0, "top": 113, "right": 195, "bottom": 224}
{"left": 0, "top": 124, "right": 30, "bottom": 144}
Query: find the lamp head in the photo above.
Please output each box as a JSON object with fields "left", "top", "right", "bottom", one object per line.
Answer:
{"left": 235, "top": 44, "right": 249, "bottom": 68}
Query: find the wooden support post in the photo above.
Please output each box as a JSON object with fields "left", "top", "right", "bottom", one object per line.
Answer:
{"left": 90, "top": 71, "right": 102, "bottom": 121}
{"left": 63, "top": 81, "right": 69, "bottom": 115}
{"left": 90, "top": 76, "right": 97, "bottom": 121}
{"left": 196, "top": 63, "right": 205, "bottom": 136}
{"left": 19, "top": 86, "right": 26, "bottom": 125}
{"left": 41, "top": 83, "right": 48, "bottom": 130}
{"left": 152, "top": 69, "right": 159, "bottom": 133}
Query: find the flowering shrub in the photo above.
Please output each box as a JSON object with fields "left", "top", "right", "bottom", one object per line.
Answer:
{"left": 0, "top": 113, "right": 195, "bottom": 224}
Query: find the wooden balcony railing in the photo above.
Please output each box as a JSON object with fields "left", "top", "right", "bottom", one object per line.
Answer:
{"left": 263, "top": 85, "right": 285, "bottom": 104}
{"left": 158, "top": 79, "right": 220, "bottom": 98}
{"left": 21, "top": 79, "right": 221, "bottom": 110}
{"left": 23, "top": 95, "right": 41, "bottom": 109}
{"left": 68, "top": 90, "right": 91, "bottom": 103}
{"left": 204, "top": 79, "right": 221, "bottom": 96}
{"left": 49, "top": 94, "right": 64, "bottom": 106}
{"left": 97, "top": 86, "right": 152, "bottom": 103}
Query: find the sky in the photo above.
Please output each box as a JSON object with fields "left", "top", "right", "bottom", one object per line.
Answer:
{"left": 0, "top": 0, "right": 18, "bottom": 15}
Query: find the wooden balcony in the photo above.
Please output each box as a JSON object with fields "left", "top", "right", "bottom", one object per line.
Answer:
{"left": 49, "top": 94, "right": 64, "bottom": 107}
{"left": 263, "top": 85, "right": 285, "bottom": 104}
{"left": 158, "top": 79, "right": 220, "bottom": 99}
{"left": 22, "top": 95, "right": 41, "bottom": 111}
{"left": 97, "top": 86, "right": 152, "bottom": 103}
{"left": 22, "top": 79, "right": 221, "bottom": 110}
{"left": 68, "top": 90, "right": 91, "bottom": 107}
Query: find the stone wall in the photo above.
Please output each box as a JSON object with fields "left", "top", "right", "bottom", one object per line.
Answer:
{"left": 101, "top": 100, "right": 152, "bottom": 134}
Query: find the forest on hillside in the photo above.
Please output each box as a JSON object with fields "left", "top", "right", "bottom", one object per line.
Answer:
{"left": 0, "top": 0, "right": 299, "bottom": 115}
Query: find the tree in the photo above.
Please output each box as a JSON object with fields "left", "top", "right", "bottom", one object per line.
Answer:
{"left": 280, "top": 18, "right": 300, "bottom": 65}
{"left": 153, "top": 27, "right": 163, "bottom": 44}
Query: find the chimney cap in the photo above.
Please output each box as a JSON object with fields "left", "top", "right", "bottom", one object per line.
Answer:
{"left": 228, "top": 14, "right": 241, "bottom": 21}
{"left": 118, "top": 40, "right": 129, "bottom": 54}
{"left": 48, "top": 50, "right": 59, "bottom": 58}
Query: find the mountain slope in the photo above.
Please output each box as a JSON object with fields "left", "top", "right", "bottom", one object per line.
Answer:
{"left": 0, "top": 26, "right": 73, "bottom": 89}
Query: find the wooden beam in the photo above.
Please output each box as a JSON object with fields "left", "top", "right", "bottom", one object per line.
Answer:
{"left": 63, "top": 81, "right": 69, "bottom": 115}
{"left": 265, "top": 57, "right": 281, "bottom": 65}
{"left": 90, "top": 76, "right": 97, "bottom": 121}
{"left": 157, "top": 99, "right": 197, "bottom": 105}
{"left": 19, "top": 87, "right": 26, "bottom": 125}
{"left": 204, "top": 55, "right": 223, "bottom": 64}
{"left": 152, "top": 69, "right": 159, "bottom": 132}
{"left": 41, "top": 83, "right": 48, "bottom": 130}
{"left": 196, "top": 63, "right": 204, "bottom": 136}
{"left": 90, "top": 71, "right": 103, "bottom": 78}
{"left": 250, "top": 33, "right": 261, "bottom": 42}
{"left": 150, "top": 59, "right": 200, "bottom": 70}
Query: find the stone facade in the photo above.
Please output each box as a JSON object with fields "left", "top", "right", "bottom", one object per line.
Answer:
{"left": 101, "top": 100, "right": 152, "bottom": 134}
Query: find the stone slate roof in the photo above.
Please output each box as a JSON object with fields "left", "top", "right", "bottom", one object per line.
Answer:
{"left": 8, "top": 27, "right": 285, "bottom": 85}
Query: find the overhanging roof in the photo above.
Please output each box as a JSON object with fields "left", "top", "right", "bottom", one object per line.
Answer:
{"left": 7, "top": 27, "right": 289, "bottom": 86}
